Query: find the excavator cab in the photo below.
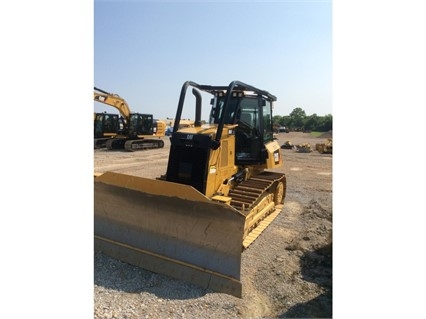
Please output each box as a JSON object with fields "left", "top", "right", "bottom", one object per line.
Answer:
{"left": 94, "top": 112, "right": 120, "bottom": 138}
{"left": 127, "top": 113, "right": 155, "bottom": 138}
{"left": 94, "top": 112, "right": 122, "bottom": 148}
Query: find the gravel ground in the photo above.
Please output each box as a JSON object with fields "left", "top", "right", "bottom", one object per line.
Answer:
{"left": 94, "top": 131, "right": 332, "bottom": 318}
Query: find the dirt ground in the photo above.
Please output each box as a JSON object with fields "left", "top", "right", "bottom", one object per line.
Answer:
{"left": 94, "top": 131, "right": 332, "bottom": 318}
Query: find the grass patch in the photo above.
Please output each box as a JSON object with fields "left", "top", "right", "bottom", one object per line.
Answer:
{"left": 310, "top": 131, "right": 323, "bottom": 138}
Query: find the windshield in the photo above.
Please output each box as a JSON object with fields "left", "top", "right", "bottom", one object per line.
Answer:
{"left": 208, "top": 93, "right": 274, "bottom": 142}
{"left": 210, "top": 97, "right": 239, "bottom": 124}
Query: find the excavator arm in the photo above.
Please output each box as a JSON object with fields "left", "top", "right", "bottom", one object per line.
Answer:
{"left": 94, "top": 87, "right": 131, "bottom": 122}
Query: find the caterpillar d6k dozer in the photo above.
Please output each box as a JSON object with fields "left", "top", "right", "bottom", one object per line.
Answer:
{"left": 94, "top": 81, "right": 286, "bottom": 297}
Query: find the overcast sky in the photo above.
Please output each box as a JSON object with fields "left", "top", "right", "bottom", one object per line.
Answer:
{"left": 94, "top": 0, "right": 332, "bottom": 120}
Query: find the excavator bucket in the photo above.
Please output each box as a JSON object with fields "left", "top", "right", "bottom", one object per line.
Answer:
{"left": 94, "top": 172, "right": 246, "bottom": 297}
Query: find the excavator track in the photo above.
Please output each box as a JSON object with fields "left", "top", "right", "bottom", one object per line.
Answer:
{"left": 94, "top": 138, "right": 109, "bottom": 149}
{"left": 124, "top": 139, "right": 165, "bottom": 151}
{"left": 106, "top": 138, "right": 126, "bottom": 150}
{"left": 228, "top": 171, "right": 286, "bottom": 249}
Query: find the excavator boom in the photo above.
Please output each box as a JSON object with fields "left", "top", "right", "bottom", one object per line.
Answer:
{"left": 94, "top": 87, "right": 131, "bottom": 121}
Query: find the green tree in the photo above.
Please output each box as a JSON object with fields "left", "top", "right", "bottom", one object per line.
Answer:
{"left": 279, "top": 115, "right": 291, "bottom": 130}
{"left": 272, "top": 115, "right": 282, "bottom": 130}
{"left": 315, "top": 114, "right": 332, "bottom": 131}
{"left": 273, "top": 108, "right": 332, "bottom": 132}
{"left": 304, "top": 113, "right": 319, "bottom": 131}
{"left": 289, "top": 107, "right": 306, "bottom": 129}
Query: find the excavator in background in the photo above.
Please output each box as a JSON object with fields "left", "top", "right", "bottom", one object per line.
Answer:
{"left": 94, "top": 87, "right": 166, "bottom": 151}
{"left": 94, "top": 81, "right": 287, "bottom": 297}
{"left": 94, "top": 112, "right": 125, "bottom": 149}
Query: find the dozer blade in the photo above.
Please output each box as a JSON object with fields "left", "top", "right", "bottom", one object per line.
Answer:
{"left": 94, "top": 172, "right": 246, "bottom": 297}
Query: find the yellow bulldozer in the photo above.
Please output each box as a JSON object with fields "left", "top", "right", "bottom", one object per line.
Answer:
{"left": 94, "top": 81, "right": 287, "bottom": 297}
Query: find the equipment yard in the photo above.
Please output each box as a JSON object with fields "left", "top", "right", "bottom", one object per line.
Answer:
{"left": 94, "top": 131, "right": 332, "bottom": 319}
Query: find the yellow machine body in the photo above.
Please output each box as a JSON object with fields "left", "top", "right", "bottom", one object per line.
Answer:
{"left": 94, "top": 87, "right": 166, "bottom": 150}
{"left": 94, "top": 81, "right": 286, "bottom": 297}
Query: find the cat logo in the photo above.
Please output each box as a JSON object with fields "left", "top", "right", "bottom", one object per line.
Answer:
{"left": 186, "top": 134, "right": 194, "bottom": 140}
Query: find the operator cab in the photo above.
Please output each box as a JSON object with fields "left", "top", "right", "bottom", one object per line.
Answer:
{"left": 94, "top": 112, "right": 120, "bottom": 138}
{"left": 127, "top": 113, "right": 155, "bottom": 138}
{"left": 209, "top": 91, "right": 274, "bottom": 165}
